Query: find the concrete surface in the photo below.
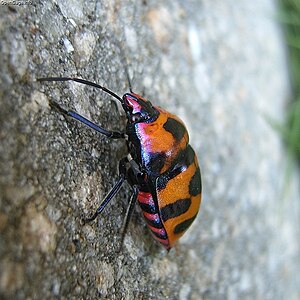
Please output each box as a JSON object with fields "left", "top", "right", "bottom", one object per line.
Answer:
{"left": 0, "top": 0, "right": 299, "bottom": 299}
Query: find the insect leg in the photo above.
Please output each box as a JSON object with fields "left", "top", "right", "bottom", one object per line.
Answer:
{"left": 49, "top": 100, "right": 125, "bottom": 139}
{"left": 82, "top": 157, "right": 128, "bottom": 223}
{"left": 118, "top": 185, "right": 139, "bottom": 251}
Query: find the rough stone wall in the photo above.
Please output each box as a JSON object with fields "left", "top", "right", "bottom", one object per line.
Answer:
{"left": 0, "top": 1, "right": 299, "bottom": 299}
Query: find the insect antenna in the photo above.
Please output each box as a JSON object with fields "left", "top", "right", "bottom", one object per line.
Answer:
{"left": 124, "top": 63, "right": 133, "bottom": 93}
{"left": 117, "top": 42, "right": 134, "bottom": 93}
{"left": 37, "top": 77, "right": 123, "bottom": 103}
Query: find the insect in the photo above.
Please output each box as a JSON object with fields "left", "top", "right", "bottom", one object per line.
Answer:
{"left": 38, "top": 76, "right": 202, "bottom": 250}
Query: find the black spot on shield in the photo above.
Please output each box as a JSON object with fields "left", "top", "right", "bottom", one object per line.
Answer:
{"left": 173, "top": 214, "right": 197, "bottom": 235}
{"left": 189, "top": 167, "right": 202, "bottom": 196}
{"left": 163, "top": 117, "right": 186, "bottom": 142}
{"left": 161, "top": 198, "right": 191, "bottom": 222}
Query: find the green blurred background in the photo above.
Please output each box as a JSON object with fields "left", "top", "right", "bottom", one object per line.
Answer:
{"left": 278, "top": 0, "right": 300, "bottom": 169}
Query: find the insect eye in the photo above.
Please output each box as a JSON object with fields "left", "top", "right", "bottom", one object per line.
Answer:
{"left": 131, "top": 113, "right": 142, "bottom": 122}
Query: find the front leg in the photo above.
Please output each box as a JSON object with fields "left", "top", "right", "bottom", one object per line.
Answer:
{"left": 49, "top": 100, "right": 125, "bottom": 139}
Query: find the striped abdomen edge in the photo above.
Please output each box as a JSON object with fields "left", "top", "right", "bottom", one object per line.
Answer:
{"left": 137, "top": 191, "right": 170, "bottom": 249}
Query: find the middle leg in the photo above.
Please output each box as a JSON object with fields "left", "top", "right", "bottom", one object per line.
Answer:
{"left": 82, "top": 157, "right": 128, "bottom": 223}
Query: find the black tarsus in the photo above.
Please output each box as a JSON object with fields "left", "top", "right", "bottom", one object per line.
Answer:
{"left": 49, "top": 99, "right": 68, "bottom": 114}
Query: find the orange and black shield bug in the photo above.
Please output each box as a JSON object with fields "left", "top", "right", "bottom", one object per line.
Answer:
{"left": 38, "top": 76, "right": 202, "bottom": 250}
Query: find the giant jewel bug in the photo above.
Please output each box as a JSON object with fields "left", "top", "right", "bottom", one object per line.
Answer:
{"left": 38, "top": 74, "right": 202, "bottom": 250}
